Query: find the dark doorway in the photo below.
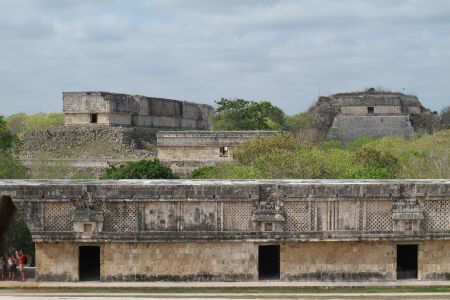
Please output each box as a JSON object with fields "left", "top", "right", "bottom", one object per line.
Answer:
{"left": 0, "top": 196, "right": 17, "bottom": 255}
{"left": 397, "top": 244, "right": 418, "bottom": 279}
{"left": 258, "top": 245, "right": 280, "bottom": 280}
{"left": 0, "top": 196, "right": 35, "bottom": 265}
{"left": 90, "top": 114, "right": 98, "bottom": 123}
{"left": 368, "top": 106, "right": 375, "bottom": 114}
{"left": 79, "top": 246, "right": 100, "bottom": 281}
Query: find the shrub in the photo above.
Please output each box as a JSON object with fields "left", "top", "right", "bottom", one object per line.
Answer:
{"left": 0, "top": 153, "right": 28, "bottom": 179}
{"left": 231, "top": 133, "right": 302, "bottom": 165}
{"left": 346, "top": 136, "right": 375, "bottom": 151}
{"left": 190, "top": 162, "right": 259, "bottom": 179}
{"left": 6, "top": 113, "right": 64, "bottom": 136}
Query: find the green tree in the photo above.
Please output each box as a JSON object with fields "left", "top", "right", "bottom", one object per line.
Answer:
{"left": 284, "top": 112, "right": 314, "bottom": 132}
{"left": 7, "top": 215, "right": 34, "bottom": 265}
{"left": 441, "top": 105, "right": 450, "bottom": 129}
{"left": 0, "top": 116, "right": 5, "bottom": 130}
{"left": 4, "top": 113, "right": 27, "bottom": 136}
{"left": 352, "top": 147, "right": 399, "bottom": 179}
{"left": 213, "top": 98, "right": 285, "bottom": 130}
{"left": 283, "top": 112, "right": 322, "bottom": 143}
{"left": 22, "top": 112, "right": 64, "bottom": 132}
{"left": 0, "top": 116, "right": 18, "bottom": 152}
{"left": 5, "top": 112, "right": 64, "bottom": 136}
{"left": 102, "top": 159, "right": 178, "bottom": 179}
{"left": 0, "top": 115, "right": 27, "bottom": 179}
{"left": 0, "top": 154, "right": 28, "bottom": 179}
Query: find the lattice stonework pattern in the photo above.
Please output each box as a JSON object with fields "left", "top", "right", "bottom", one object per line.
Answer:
{"left": 359, "top": 202, "right": 365, "bottom": 230}
{"left": 284, "top": 201, "right": 310, "bottom": 231}
{"left": 102, "top": 202, "right": 138, "bottom": 232}
{"left": 223, "top": 202, "right": 254, "bottom": 231}
{"left": 43, "top": 202, "right": 73, "bottom": 231}
{"left": 365, "top": 201, "right": 393, "bottom": 231}
{"left": 423, "top": 199, "right": 450, "bottom": 231}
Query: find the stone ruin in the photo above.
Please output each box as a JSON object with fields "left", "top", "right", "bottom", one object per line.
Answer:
{"left": 309, "top": 91, "right": 423, "bottom": 142}
{"left": 156, "top": 131, "right": 280, "bottom": 176}
{"left": 63, "top": 91, "right": 214, "bottom": 130}
{"left": 0, "top": 179, "right": 449, "bottom": 282}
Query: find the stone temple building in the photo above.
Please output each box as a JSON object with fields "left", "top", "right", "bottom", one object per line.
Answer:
{"left": 156, "top": 131, "right": 280, "bottom": 176}
{"left": 326, "top": 91, "right": 420, "bottom": 142}
{"left": 63, "top": 91, "right": 214, "bottom": 130}
{"left": 0, "top": 179, "right": 449, "bottom": 282}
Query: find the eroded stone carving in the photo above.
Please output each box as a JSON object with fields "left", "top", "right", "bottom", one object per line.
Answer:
{"left": 392, "top": 184, "right": 424, "bottom": 231}
{"left": 252, "top": 185, "right": 285, "bottom": 232}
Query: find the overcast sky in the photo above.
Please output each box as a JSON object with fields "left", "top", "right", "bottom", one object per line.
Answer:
{"left": 0, "top": 0, "right": 449, "bottom": 116}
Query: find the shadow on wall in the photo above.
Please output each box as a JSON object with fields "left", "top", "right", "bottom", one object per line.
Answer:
{"left": 0, "top": 196, "right": 17, "bottom": 255}
{"left": 0, "top": 196, "right": 34, "bottom": 263}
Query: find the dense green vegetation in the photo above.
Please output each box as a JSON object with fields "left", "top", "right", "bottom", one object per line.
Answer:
{"left": 6, "top": 215, "right": 34, "bottom": 265}
{"left": 0, "top": 116, "right": 27, "bottom": 179}
{"left": 5, "top": 112, "right": 64, "bottom": 136}
{"left": 0, "top": 116, "right": 32, "bottom": 261}
{"left": 102, "top": 159, "right": 178, "bottom": 179}
{"left": 213, "top": 98, "right": 285, "bottom": 130}
{"left": 190, "top": 130, "right": 450, "bottom": 179}
{"left": 441, "top": 105, "right": 450, "bottom": 129}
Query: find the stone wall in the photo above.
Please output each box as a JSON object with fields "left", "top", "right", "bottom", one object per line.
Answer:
{"left": 20, "top": 126, "right": 157, "bottom": 157}
{"left": 157, "top": 131, "right": 280, "bottom": 175}
{"left": 33, "top": 240, "right": 450, "bottom": 281}
{"left": 63, "top": 91, "right": 213, "bottom": 130}
{"left": 159, "top": 146, "right": 233, "bottom": 162}
{"left": 341, "top": 105, "right": 402, "bottom": 115}
{"left": 420, "top": 240, "right": 450, "bottom": 280}
{"left": 3, "top": 180, "right": 449, "bottom": 241}
{"left": 309, "top": 91, "right": 427, "bottom": 141}
{"left": 330, "top": 92, "right": 423, "bottom": 110}
{"left": 17, "top": 126, "right": 157, "bottom": 178}
{"left": 327, "top": 115, "right": 414, "bottom": 142}
{"left": 101, "top": 242, "right": 256, "bottom": 281}
{"left": 281, "top": 241, "right": 395, "bottom": 281}
{"left": 34, "top": 241, "right": 257, "bottom": 282}
{"left": 1, "top": 179, "right": 449, "bottom": 282}
{"left": 35, "top": 242, "right": 79, "bottom": 281}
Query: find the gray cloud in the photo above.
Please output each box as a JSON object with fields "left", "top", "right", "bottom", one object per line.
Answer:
{"left": 0, "top": 0, "right": 449, "bottom": 115}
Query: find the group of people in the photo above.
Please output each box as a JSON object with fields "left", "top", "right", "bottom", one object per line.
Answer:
{"left": 1, "top": 250, "right": 27, "bottom": 281}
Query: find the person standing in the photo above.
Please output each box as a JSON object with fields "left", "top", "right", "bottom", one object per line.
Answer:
{"left": 18, "top": 250, "right": 26, "bottom": 282}
{"left": 7, "top": 254, "right": 16, "bottom": 281}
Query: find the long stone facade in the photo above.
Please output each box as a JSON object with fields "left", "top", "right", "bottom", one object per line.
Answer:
{"left": 157, "top": 131, "right": 280, "bottom": 176}
{"left": 1, "top": 179, "right": 449, "bottom": 282}
{"left": 63, "top": 91, "right": 214, "bottom": 130}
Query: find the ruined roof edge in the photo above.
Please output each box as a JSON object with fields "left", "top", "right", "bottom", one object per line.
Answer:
{"left": 62, "top": 91, "right": 214, "bottom": 108}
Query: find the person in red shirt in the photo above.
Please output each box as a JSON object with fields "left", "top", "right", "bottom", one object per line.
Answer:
{"left": 18, "top": 250, "right": 26, "bottom": 282}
